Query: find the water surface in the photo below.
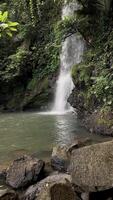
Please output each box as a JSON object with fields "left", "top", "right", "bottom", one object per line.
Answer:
{"left": 0, "top": 112, "right": 109, "bottom": 166}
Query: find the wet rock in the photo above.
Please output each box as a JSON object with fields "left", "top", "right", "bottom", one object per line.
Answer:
{"left": 0, "top": 188, "right": 18, "bottom": 200}
{"left": 6, "top": 155, "right": 45, "bottom": 189}
{"left": 70, "top": 140, "right": 113, "bottom": 192}
{"left": 24, "top": 174, "right": 80, "bottom": 200}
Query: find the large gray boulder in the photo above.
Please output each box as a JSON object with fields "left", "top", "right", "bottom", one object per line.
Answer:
{"left": 70, "top": 140, "right": 113, "bottom": 191}
{"left": 24, "top": 174, "right": 80, "bottom": 200}
{"left": 6, "top": 155, "right": 44, "bottom": 189}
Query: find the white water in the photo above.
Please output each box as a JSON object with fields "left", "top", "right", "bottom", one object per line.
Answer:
{"left": 52, "top": 1, "right": 85, "bottom": 114}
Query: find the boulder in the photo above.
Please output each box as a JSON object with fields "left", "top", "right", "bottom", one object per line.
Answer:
{"left": 67, "top": 137, "right": 93, "bottom": 155}
{"left": 70, "top": 140, "right": 113, "bottom": 191}
{"left": 51, "top": 145, "right": 69, "bottom": 172}
{"left": 0, "top": 188, "right": 18, "bottom": 200}
{"left": 51, "top": 138, "right": 92, "bottom": 172}
{"left": 6, "top": 155, "right": 45, "bottom": 189}
{"left": 24, "top": 174, "right": 80, "bottom": 200}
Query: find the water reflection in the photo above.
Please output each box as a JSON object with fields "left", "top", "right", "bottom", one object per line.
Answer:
{"left": 54, "top": 114, "right": 92, "bottom": 145}
{"left": 55, "top": 114, "right": 75, "bottom": 144}
{"left": 0, "top": 112, "right": 109, "bottom": 165}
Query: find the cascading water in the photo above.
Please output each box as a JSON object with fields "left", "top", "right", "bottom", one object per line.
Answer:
{"left": 52, "top": 1, "right": 85, "bottom": 114}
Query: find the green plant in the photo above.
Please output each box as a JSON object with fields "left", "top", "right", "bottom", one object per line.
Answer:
{"left": 0, "top": 11, "right": 19, "bottom": 38}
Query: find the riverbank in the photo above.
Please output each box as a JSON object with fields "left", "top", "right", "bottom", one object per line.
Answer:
{"left": 1, "top": 138, "right": 113, "bottom": 200}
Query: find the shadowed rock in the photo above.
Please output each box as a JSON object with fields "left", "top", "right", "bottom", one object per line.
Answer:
{"left": 51, "top": 145, "right": 69, "bottom": 172}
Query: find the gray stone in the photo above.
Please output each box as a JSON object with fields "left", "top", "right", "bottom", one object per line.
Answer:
{"left": 24, "top": 174, "right": 80, "bottom": 200}
{"left": 6, "top": 155, "right": 45, "bottom": 189}
{"left": 70, "top": 140, "right": 113, "bottom": 191}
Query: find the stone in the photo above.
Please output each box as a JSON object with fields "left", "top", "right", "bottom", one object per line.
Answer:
{"left": 51, "top": 138, "right": 92, "bottom": 172}
{"left": 6, "top": 155, "right": 45, "bottom": 189}
{"left": 67, "top": 137, "right": 92, "bottom": 155}
{"left": 89, "top": 187, "right": 113, "bottom": 200}
{"left": 81, "top": 193, "right": 89, "bottom": 200}
{"left": 51, "top": 145, "right": 69, "bottom": 172}
{"left": 24, "top": 174, "right": 80, "bottom": 200}
{"left": 70, "top": 140, "right": 113, "bottom": 192}
{"left": 0, "top": 188, "right": 18, "bottom": 200}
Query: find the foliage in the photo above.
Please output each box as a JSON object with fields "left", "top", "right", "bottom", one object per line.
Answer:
{"left": 0, "top": 0, "right": 63, "bottom": 110}
{"left": 0, "top": 11, "right": 19, "bottom": 38}
{"left": 1, "top": 47, "right": 30, "bottom": 81}
{"left": 72, "top": 27, "right": 113, "bottom": 111}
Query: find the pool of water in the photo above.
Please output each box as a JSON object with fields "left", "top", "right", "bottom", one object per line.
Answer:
{"left": 0, "top": 112, "right": 109, "bottom": 166}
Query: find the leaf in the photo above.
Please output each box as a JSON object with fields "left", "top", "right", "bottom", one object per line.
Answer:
{"left": 0, "top": 23, "right": 8, "bottom": 29}
{"left": 8, "top": 22, "right": 19, "bottom": 27}
{"left": 9, "top": 27, "right": 17, "bottom": 32}
{"left": 6, "top": 31, "right": 13, "bottom": 37}
{"left": 1, "top": 11, "right": 8, "bottom": 22}
{"left": 0, "top": 11, "right": 2, "bottom": 21}
{"left": 105, "top": 86, "right": 109, "bottom": 90}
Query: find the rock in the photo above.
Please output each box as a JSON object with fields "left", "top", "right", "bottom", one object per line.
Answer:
{"left": 0, "top": 169, "right": 7, "bottom": 181}
{"left": 70, "top": 140, "right": 113, "bottom": 192}
{"left": 51, "top": 138, "right": 92, "bottom": 172}
{"left": 51, "top": 145, "right": 69, "bottom": 172}
{"left": 81, "top": 193, "right": 89, "bottom": 200}
{"left": 44, "top": 161, "right": 55, "bottom": 177}
{"left": 89, "top": 187, "right": 113, "bottom": 200}
{"left": 24, "top": 174, "right": 80, "bottom": 200}
{"left": 67, "top": 138, "right": 92, "bottom": 155}
{"left": 6, "top": 155, "right": 45, "bottom": 189}
{"left": 0, "top": 188, "right": 18, "bottom": 200}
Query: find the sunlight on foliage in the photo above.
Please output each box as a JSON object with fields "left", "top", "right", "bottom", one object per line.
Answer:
{"left": 0, "top": 11, "right": 19, "bottom": 38}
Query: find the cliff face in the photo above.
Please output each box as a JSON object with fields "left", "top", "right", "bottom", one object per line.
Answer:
{"left": 68, "top": 0, "right": 113, "bottom": 135}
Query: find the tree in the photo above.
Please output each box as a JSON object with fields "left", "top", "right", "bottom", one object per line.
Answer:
{"left": 0, "top": 11, "right": 19, "bottom": 38}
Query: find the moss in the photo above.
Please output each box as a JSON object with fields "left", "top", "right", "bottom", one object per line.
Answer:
{"left": 96, "top": 107, "right": 113, "bottom": 128}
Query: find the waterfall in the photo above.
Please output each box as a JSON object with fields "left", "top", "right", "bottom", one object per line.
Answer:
{"left": 52, "top": 1, "right": 85, "bottom": 114}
